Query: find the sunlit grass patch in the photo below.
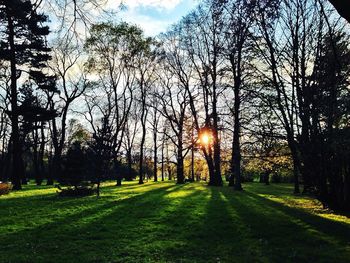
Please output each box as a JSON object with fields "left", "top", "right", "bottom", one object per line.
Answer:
{"left": 246, "top": 183, "right": 350, "bottom": 224}
{"left": 0, "top": 181, "right": 349, "bottom": 263}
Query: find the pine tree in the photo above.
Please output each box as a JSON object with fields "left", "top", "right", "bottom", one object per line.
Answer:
{"left": 0, "top": 0, "right": 54, "bottom": 189}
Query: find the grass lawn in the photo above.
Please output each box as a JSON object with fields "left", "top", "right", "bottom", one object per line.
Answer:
{"left": 0, "top": 181, "right": 349, "bottom": 263}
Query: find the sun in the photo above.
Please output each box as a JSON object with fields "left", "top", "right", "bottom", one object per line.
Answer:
{"left": 200, "top": 133, "right": 210, "bottom": 145}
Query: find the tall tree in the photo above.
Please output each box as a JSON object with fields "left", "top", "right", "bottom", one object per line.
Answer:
{"left": 0, "top": 0, "right": 53, "bottom": 189}
{"left": 223, "top": 0, "right": 255, "bottom": 190}
{"left": 49, "top": 34, "right": 87, "bottom": 184}
{"left": 135, "top": 38, "right": 157, "bottom": 185}
{"left": 180, "top": 1, "right": 226, "bottom": 186}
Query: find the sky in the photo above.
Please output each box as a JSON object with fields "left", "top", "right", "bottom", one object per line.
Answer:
{"left": 109, "top": 0, "right": 199, "bottom": 36}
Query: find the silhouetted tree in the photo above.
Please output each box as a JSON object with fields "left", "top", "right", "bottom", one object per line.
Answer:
{"left": 0, "top": 0, "right": 54, "bottom": 189}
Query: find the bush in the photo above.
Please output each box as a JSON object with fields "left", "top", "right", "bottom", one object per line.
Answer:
{"left": 56, "top": 183, "right": 97, "bottom": 197}
{"left": 60, "top": 142, "right": 93, "bottom": 187}
{"left": 57, "top": 142, "right": 99, "bottom": 197}
{"left": 0, "top": 182, "right": 12, "bottom": 195}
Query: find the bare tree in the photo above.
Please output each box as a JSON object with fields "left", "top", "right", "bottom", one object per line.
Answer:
{"left": 49, "top": 34, "right": 87, "bottom": 184}
{"left": 222, "top": 0, "right": 255, "bottom": 190}
{"left": 179, "top": 1, "right": 226, "bottom": 186}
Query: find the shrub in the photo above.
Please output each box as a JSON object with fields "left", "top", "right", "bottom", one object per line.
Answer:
{"left": 56, "top": 183, "right": 97, "bottom": 197}
{"left": 60, "top": 142, "right": 86, "bottom": 186}
{"left": 0, "top": 182, "right": 12, "bottom": 195}
{"left": 57, "top": 142, "right": 99, "bottom": 197}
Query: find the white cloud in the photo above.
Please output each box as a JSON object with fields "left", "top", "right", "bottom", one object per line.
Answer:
{"left": 104, "top": 0, "right": 198, "bottom": 36}
{"left": 116, "top": 9, "right": 174, "bottom": 36}
{"left": 121, "top": 0, "right": 182, "bottom": 10}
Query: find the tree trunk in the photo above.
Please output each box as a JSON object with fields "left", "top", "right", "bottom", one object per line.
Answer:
{"left": 138, "top": 125, "right": 146, "bottom": 185}
{"left": 38, "top": 125, "right": 46, "bottom": 183}
{"left": 264, "top": 171, "right": 270, "bottom": 185}
{"left": 168, "top": 165, "right": 172, "bottom": 181}
{"left": 176, "top": 140, "right": 184, "bottom": 184}
{"left": 291, "top": 154, "right": 300, "bottom": 194}
{"left": 8, "top": 12, "right": 22, "bottom": 190}
{"left": 191, "top": 142, "right": 195, "bottom": 182}
{"left": 48, "top": 154, "right": 60, "bottom": 185}
{"left": 1, "top": 139, "right": 11, "bottom": 182}
{"left": 153, "top": 129, "right": 158, "bottom": 182}
{"left": 233, "top": 77, "right": 242, "bottom": 191}
{"left": 116, "top": 177, "right": 122, "bottom": 186}
{"left": 161, "top": 139, "right": 165, "bottom": 182}
{"left": 229, "top": 135, "right": 235, "bottom": 187}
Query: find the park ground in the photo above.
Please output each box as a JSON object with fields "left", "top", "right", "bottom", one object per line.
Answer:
{"left": 0, "top": 181, "right": 349, "bottom": 263}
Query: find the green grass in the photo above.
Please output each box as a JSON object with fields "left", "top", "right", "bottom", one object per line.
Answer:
{"left": 0, "top": 181, "right": 349, "bottom": 263}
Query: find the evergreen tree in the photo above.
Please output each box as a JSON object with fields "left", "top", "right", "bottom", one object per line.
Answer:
{"left": 89, "top": 117, "right": 115, "bottom": 195}
{"left": 0, "top": 0, "right": 54, "bottom": 189}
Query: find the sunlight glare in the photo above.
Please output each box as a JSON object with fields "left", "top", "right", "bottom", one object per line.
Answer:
{"left": 200, "top": 133, "right": 210, "bottom": 145}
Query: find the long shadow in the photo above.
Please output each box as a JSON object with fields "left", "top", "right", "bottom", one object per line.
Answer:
{"left": 0, "top": 182, "right": 183, "bottom": 238}
{"left": 243, "top": 191, "right": 350, "bottom": 240}
{"left": 156, "top": 186, "right": 270, "bottom": 262}
{"left": 219, "top": 187, "right": 350, "bottom": 263}
{"left": 58, "top": 183, "right": 198, "bottom": 263}
{"left": 2, "top": 182, "right": 349, "bottom": 262}
{"left": 0, "top": 183, "right": 186, "bottom": 263}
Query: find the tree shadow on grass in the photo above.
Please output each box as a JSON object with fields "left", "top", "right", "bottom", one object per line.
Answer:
{"left": 0, "top": 183, "right": 186, "bottom": 263}
{"left": 1, "top": 182, "right": 349, "bottom": 263}
{"left": 218, "top": 187, "right": 350, "bottom": 263}
{"left": 154, "top": 186, "right": 271, "bottom": 263}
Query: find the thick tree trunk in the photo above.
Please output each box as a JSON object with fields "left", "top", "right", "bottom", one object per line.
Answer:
{"left": 8, "top": 13, "right": 22, "bottom": 190}
{"left": 207, "top": 162, "right": 215, "bottom": 183}
{"left": 291, "top": 150, "right": 300, "bottom": 194}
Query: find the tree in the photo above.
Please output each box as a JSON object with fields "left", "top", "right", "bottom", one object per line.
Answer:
{"left": 49, "top": 34, "right": 87, "bottom": 185}
{"left": 222, "top": 0, "right": 255, "bottom": 190}
{"left": 122, "top": 99, "right": 140, "bottom": 181}
{"left": 327, "top": 0, "right": 350, "bottom": 23}
{"left": 132, "top": 34, "right": 157, "bottom": 185}
{"left": 85, "top": 22, "right": 146, "bottom": 186}
{"left": 0, "top": 0, "right": 54, "bottom": 189}
{"left": 148, "top": 87, "right": 161, "bottom": 182}
{"left": 157, "top": 30, "right": 194, "bottom": 184}
{"left": 253, "top": 0, "right": 303, "bottom": 193}
{"left": 89, "top": 117, "right": 115, "bottom": 194}
{"left": 178, "top": 1, "right": 226, "bottom": 186}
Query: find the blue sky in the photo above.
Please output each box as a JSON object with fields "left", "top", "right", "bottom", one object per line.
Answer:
{"left": 113, "top": 0, "right": 199, "bottom": 36}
